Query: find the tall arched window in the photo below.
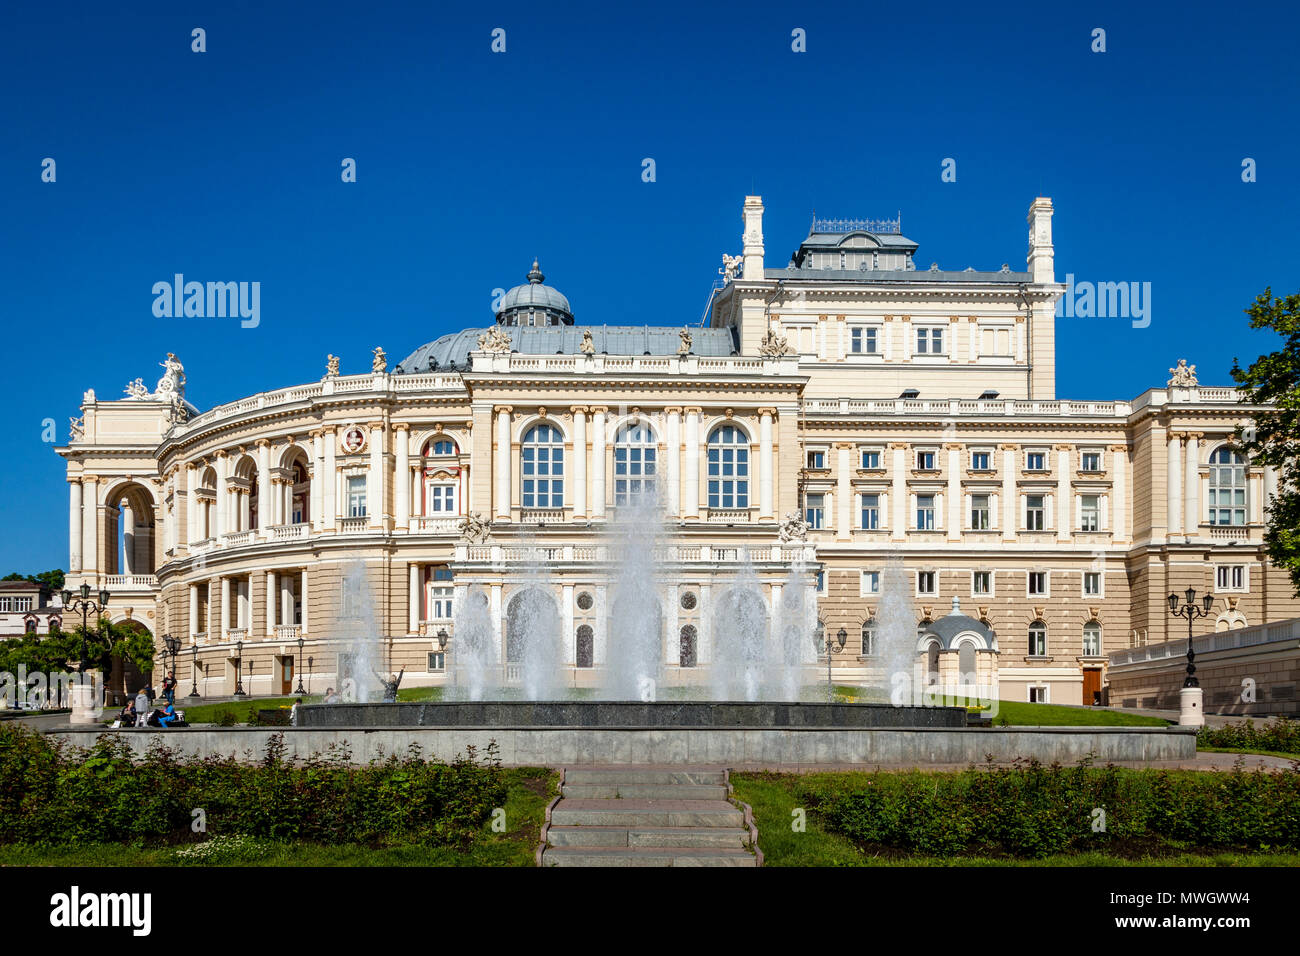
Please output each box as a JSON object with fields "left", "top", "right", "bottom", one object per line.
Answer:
{"left": 576, "top": 625, "right": 594, "bottom": 668}
{"left": 679, "top": 625, "right": 698, "bottom": 667}
{"left": 614, "top": 423, "right": 657, "bottom": 505}
{"left": 1028, "top": 620, "right": 1047, "bottom": 656}
{"left": 521, "top": 424, "right": 564, "bottom": 508}
{"left": 707, "top": 425, "right": 749, "bottom": 508}
{"left": 1209, "top": 447, "right": 1247, "bottom": 526}
{"left": 1083, "top": 620, "right": 1102, "bottom": 657}
{"left": 958, "top": 641, "right": 976, "bottom": 682}
{"left": 861, "top": 618, "right": 877, "bottom": 656}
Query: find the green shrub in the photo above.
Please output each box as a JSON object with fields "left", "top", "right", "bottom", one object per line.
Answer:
{"left": 1198, "top": 719, "right": 1300, "bottom": 754}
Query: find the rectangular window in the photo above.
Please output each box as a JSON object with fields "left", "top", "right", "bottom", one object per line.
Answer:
{"left": 916, "top": 327, "right": 945, "bottom": 354}
{"left": 916, "top": 494, "right": 936, "bottom": 530}
{"left": 427, "top": 585, "right": 454, "bottom": 620}
{"left": 347, "top": 476, "right": 367, "bottom": 518}
{"left": 1081, "top": 451, "right": 1102, "bottom": 472}
{"left": 0, "top": 598, "right": 9, "bottom": 612}
{"left": 14, "top": 597, "right": 32, "bottom": 612}
{"left": 806, "top": 450, "right": 825, "bottom": 470}
{"left": 971, "top": 450, "right": 991, "bottom": 471}
{"left": 1083, "top": 572, "right": 1102, "bottom": 596}
{"left": 1026, "top": 451, "right": 1046, "bottom": 471}
{"left": 861, "top": 494, "right": 880, "bottom": 530}
{"left": 850, "top": 327, "right": 879, "bottom": 354}
{"left": 427, "top": 652, "right": 446, "bottom": 672}
{"left": 1215, "top": 565, "right": 1246, "bottom": 591}
{"left": 1028, "top": 571, "right": 1048, "bottom": 596}
{"left": 917, "top": 571, "right": 937, "bottom": 595}
{"left": 427, "top": 484, "right": 455, "bottom": 513}
{"left": 1029, "top": 685, "right": 1048, "bottom": 703}
{"left": 1080, "top": 494, "right": 1100, "bottom": 532}
{"left": 916, "top": 450, "right": 936, "bottom": 470}
{"left": 815, "top": 571, "right": 826, "bottom": 594}
{"left": 970, "top": 494, "right": 990, "bottom": 530}
{"left": 860, "top": 449, "right": 881, "bottom": 469}
{"left": 804, "top": 494, "right": 825, "bottom": 530}
{"left": 522, "top": 443, "right": 564, "bottom": 508}
{"left": 1025, "top": 495, "right": 1045, "bottom": 531}
{"left": 972, "top": 571, "right": 992, "bottom": 595}
{"left": 861, "top": 571, "right": 880, "bottom": 596}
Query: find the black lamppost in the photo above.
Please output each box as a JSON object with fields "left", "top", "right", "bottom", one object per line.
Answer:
{"left": 60, "top": 583, "right": 111, "bottom": 673}
{"left": 245, "top": 658, "right": 254, "bottom": 697}
{"left": 233, "top": 639, "right": 246, "bottom": 697}
{"left": 814, "top": 624, "right": 847, "bottom": 702}
{"left": 188, "top": 642, "right": 201, "bottom": 698}
{"left": 295, "top": 636, "right": 306, "bottom": 695}
{"left": 306, "top": 656, "right": 313, "bottom": 695}
{"left": 162, "top": 634, "right": 180, "bottom": 687}
{"left": 1168, "top": 588, "right": 1215, "bottom": 687}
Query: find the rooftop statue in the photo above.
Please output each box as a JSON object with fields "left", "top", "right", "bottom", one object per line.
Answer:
{"left": 579, "top": 329, "right": 595, "bottom": 355}
{"left": 372, "top": 347, "right": 387, "bottom": 374}
{"left": 678, "top": 328, "right": 693, "bottom": 355}
{"left": 758, "top": 328, "right": 795, "bottom": 357}
{"left": 1168, "top": 359, "right": 1198, "bottom": 387}
{"left": 477, "top": 325, "right": 512, "bottom": 354}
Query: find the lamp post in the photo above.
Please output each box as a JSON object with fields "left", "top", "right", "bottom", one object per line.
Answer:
{"left": 233, "top": 639, "right": 246, "bottom": 697}
{"left": 436, "top": 627, "right": 451, "bottom": 693}
{"left": 161, "top": 634, "right": 179, "bottom": 704}
{"left": 1167, "top": 587, "right": 1215, "bottom": 726}
{"left": 60, "top": 583, "right": 111, "bottom": 674}
{"left": 295, "top": 636, "right": 306, "bottom": 695}
{"left": 245, "top": 658, "right": 254, "bottom": 697}
{"left": 814, "top": 624, "right": 847, "bottom": 702}
{"left": 306, "top": 656, "right": 313, "bottom": 695}
{"left": 188, "top": 642, "right": 201, "bottom": 698}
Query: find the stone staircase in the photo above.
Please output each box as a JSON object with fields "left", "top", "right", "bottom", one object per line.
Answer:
{"left": 537, "top": 767, "right": 762, "bottom": 867}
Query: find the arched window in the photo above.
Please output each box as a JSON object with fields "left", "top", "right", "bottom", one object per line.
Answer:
{"left": 1209, "top": 447, "right": 1247, "bottom": 526}
{"left": 707, "top": 425, "right": 749, "bottom": 509}
{"left": 425, "top": 438, "right": 458, "bottom": 457}
{"left": 614, "top": 423, "right": 657, "bottom": 505}
{"left": 1028, "top": 620, "right": 1047, "bottom": 657}
{"left": 522, "top": 424, "right": 564, "bottom": 508}
{"left": 679, "top": 625, "right": 697, "bottom": 667}
{"left": 925, "top": 642, "right": 940, "bottom": 685}
{"left": 1083, "top": 620, "right": 1102, "bottom": 657}
{"left": 24, "top": 620, "right": 36, "bottom": 634}
{"left": 861, "top": 618, "right": 877, "bottom": 656}
{"left": 576, "top": 625, "right": 594, "bottom": 668}
{"left": 958, "top": 642, "right": 976, "bottom": 682}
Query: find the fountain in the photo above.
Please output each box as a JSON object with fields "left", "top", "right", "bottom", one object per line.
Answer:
{"left": 773, "top": 556, "right": 817, "bottom": 701}
{"left": 709, "top": 551, "right": 775, "bottom": 702}
{"left": 338, "top": 558, "right": 385, "bottom": 703}
{"left": 875, "top": 558, "right": 921, "bottom": 706}
{"left": 505, "top": 542, "right": 563, "bottom": 701}
{"left": 450, "top": 586, "right": 497, "bottom": 701}
{"left": 603, "top": 492, "right": 665, "bottom": 701}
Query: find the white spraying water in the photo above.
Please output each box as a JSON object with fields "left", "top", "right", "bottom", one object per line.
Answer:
{"left": 603, "top": 490, "right": 665, "bottom": 700}
{"left": 875, "top": 557, "right": 919, "bottom": 704}
{"left": 506, "top": 544, "right": 563, "bottom": 700}
{"left": 709, "top": 551, "right": 773, "bottom": 701}
{"left": 338, "top": 558, "right": 384, "bottom": 703}
{"left": 774, "top": 557, "right": 818, "bottom": 700}
{"left": 451, "top": 586, "right": 497, "bottom": 701}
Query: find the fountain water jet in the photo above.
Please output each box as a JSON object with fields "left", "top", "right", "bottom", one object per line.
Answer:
{"left": 603, "top": 490, "right": 666, "bottom": 700}
{"left": 450, "top": 586, "right": 497, "bottom": 701}
{"left": 505, "top": 543, "right": 562, "bottom": 700}
{"left": 338, "top": 558, "right": 384, "bottom": 702}
{"left": 709, "top": 551, "right": 773, "bottom": 701}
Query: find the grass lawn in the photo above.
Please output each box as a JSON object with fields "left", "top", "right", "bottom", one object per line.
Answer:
{"left": 1198, "top": 747, "right": 1300, "bottom": 762}
{"left": 731, "top": 771, "right": 1300, "bottom": 867}
{"left": 0, "top": 767, "right": 557, "bottom": 867}
{"left": 991, "top": 701, "right": 1169, "bottom": 727}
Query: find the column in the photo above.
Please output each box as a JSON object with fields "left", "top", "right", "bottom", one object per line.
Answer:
{"left": 394, "top": 424, "right": 410, "bottom": 530}
{"left": 184, "top": 464, "right": 198, "bottom": 546}
{"left": 1167, "top": 431, "right": 1183, "bottom": 540}
{"left": 238, "top": 578, "right": 250, "bottom": 629}
{"left": 368, "top": 421, "right": 385, "bottom": 528}
{"left": 68, "top": 479, "right": 83, "bottom": 573}
{"left": 253, "top": 441, "right": 271, "bottom": 534}
{"left": 1111, "top": 445, "right": 1128, "bottom": 542}
{"left": 119, "top": 499, "right": 134, "bottom": 567}
{"left": 266, "top": 571, "right": 277, "bottom": 637}
{"left": 571, "top": 407, "right": 588, "bottom": 518}
{"left": 219, "top": 576, "right": 230, "bottom": 638}
{"left": 1264, "top": 463, "right": 1278, "bottom": 518}
{"left": 310, "top": 431, "right": 324, "bottom": 531}
{"left": 281, "top": 575, "right": 295, "bottom": 627}
{"left": 81, "top": 477, "right": 98, "bottom": 575}
{"left": 214, "top": 452, "right": 228, "bottom": 538}
{"left": 239, "top": 490, "right": 250, "bottom": 532}
{"left": 408, "top": 563, "right": 421, "bottom": 634}
{"left": 1184, "top": 432, "right": 1200, "bottom": 539}
{"left": 1056, "top": 444, "right": 1072, "bottom": 542}
{"left": 665, "top": 408, "right": 681, "bottom": 518}
{"left": 591, "top": 406, "right": 608, "bottom": 518}
{"left": 759, "top": 409, "right": 775, "bottom": 520}
{"left": 322, "top": 427, "right": 337, "bottom": 531}
{"left": 836, "top": 443, "right": 852, "bottom": 540}
{"left": 682, "top": 407, "right": 700, "bottom": 519}
{"left": 1001, "top": 445, "right": 1018, "bottom": 542}
{"left": 189, "top": 584, "right": 199, "bottom": 639}
{"left": 495, "top": 406, "right": 512, "bottom": 520}
{"left": 890, "top": 444, "right": 907, "bottom": 541}
{"left": 300, "top": 569, "right": 309, "bottom": 635}
{"left": 946, "top": 444, "right": 962, "bottom": 542}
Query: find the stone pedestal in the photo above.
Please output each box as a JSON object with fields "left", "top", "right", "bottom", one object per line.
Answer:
{"left": 68, "top": 673, "right": 100, "bottom": 726}
{"left": 1178, "top": 686, "right": 1204, "bottom": 727}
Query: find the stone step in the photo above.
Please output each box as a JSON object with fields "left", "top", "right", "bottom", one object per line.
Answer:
{"left": 546, "top": 825, "right": 750, "bottom": 849}
{"left": 563, "top": 768, "right": 728, "bottom": 786}
{"left": 550, "top": 799, "right": 745, "bottom": 828}
{"left": 561, "top": 783, "right": 730, "bottom": 800}
{"left": 541, "top": 846, "right": 758, "bottom": 867}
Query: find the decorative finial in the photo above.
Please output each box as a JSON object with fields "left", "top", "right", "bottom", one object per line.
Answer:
{"left": 527, "top": 259, "right": 545, "bottom": 284}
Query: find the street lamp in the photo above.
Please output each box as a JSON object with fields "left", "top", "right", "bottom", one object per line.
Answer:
{"left": 295, "top": 636, "right": 307, "bottom": 695}
{"left": 233, "top": 640, "right": 246, "bottom": 697}
{"left": 188, "top": 642, "right": 201, "bottom": 698}
{"left": 60, "top": 582, "right": 111, "bottom": 673}
{"left": 162, "top": 634, "right": 180, "bottom": 688}
{"left": 306, "top": 656, "right": 313, "bottom": 695}
{"left": 245, "top": 658, "right": 254, "bottom": 697}
{"left": 814, "top": 623, "right": 848, "bottom": 702}
{"left": 1168, "top": 588, "right": 1215, "bottom": 687}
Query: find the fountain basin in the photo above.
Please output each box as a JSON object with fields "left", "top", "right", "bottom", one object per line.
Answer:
{"left": 296, "top": 700, "right": 968, "bottom": 729}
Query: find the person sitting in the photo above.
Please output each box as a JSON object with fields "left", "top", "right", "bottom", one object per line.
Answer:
{"left": 116, "top": 699, "right": 136, "bottom": 727}
{"left": 157, "top": 702, "right": 180, "bottom": 728}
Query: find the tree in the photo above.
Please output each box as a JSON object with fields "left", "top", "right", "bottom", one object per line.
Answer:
{"left": 1231, "top": 286, "right": 1300, "bottom": 596}
{"left": 1, "top": 569, "right": 65, "bottom": 591}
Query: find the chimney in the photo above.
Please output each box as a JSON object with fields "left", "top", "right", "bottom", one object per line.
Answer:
{"left": 1027, "top": 197, "right": 1054, "bottom": 284}
{"left": 742, "top": 196, "right": 765, "bottom": 280}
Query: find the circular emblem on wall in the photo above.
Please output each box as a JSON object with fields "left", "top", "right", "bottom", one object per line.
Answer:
{"left": 341, "top": 426, "right": 366, "bottom": 454}
{"left": 680, "top": 591, "right": 698, "bottom": 611}
{"left": 576, "top": 591, "right": 594, "bottom": 611}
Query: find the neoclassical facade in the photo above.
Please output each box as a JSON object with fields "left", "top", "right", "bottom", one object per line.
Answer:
{"left": 55, "top": 195, "right": 1299, "bottom": 704}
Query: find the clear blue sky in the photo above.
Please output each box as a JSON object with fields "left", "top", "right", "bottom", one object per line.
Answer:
{"left": 1, "top": 0, "right": 1297, "bottom": 574}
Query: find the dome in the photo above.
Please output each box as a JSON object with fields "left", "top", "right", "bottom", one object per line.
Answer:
{"left": 919, "top": 597, "right": 998, "bottom": 651}
{"left": 496, "top": 260, "right": 573, "bottom": 325}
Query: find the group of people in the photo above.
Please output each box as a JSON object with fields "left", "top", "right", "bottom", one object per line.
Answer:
{"left": 115, "top": 671, "right": 184, "bottom": 728}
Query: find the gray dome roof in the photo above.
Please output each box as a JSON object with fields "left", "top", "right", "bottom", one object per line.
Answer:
{"left": 919, "top": 597, "right": 997, "bottom": 651}
{"left": 496, "top": 260, "right": 572, "bottom": 321}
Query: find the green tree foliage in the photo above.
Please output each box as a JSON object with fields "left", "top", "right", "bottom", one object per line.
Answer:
{"left": 1232, "top": 287, "right": 1300, "bottom": 595}
{"left": 0, "top": 570, "right": 65, "bottom": 591}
